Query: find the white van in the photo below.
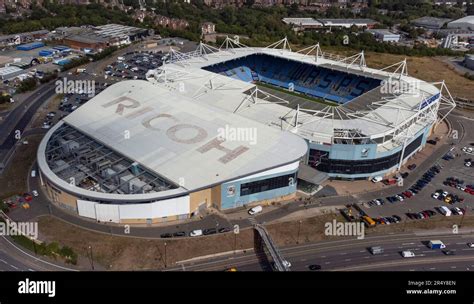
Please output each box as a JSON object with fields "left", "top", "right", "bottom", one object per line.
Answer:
{"left": 402, "top": 251, "right": 415, "bottom": 258}
{"left": 439, "top": 206, "right": 452, "bottom": 217}
{"left": 248, "top": 205, "right": 263, "bottom": 215}
{"left": 31, "top": 170, "right": 36, "bottom": 177}
{"left": 371, "top": 176, "right": 383, "bottom": 183}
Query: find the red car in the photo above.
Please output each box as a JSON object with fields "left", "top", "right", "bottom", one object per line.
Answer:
{"left": 22, "top": 193, "right": 33, "bottom": 202}
{"left": 403, "top": 191, "right": 413, "bottom": 198}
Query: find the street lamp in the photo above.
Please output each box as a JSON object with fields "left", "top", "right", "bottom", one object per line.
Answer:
{"left": 88, "top": 246, "right": 95, "bottom": 270}
{"left": 296, "top": 220, "right": 302, "bottom": 244}
{"left": 164, "top": 242, "right": 167, "bottom": 268}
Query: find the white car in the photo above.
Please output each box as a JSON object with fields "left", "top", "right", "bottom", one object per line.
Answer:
{"left": 396, "top": 195, "right": 404, "bottom": 202}
{"left": 432, "top": 192, "right": 440, "bottom": 199}
{"left": 467, "top": 243, "right": 474, "bottom": 248}
{"left": 248, "top": 205, "right": 263, "bottom": 215}
{"left": 402, "top": 251, "right": 415, "bottom": 258}
{"left": 189, "top": 229, "right": 203, "bottom": 237}
{"left": 465, "top": 162, "right": 472, "bottom": 167}
{"left": 468, "top": 147, "right": 473, "bottom": 153}
{"left": 442, "top": 191, "right": 449, "bottom": 198}
{"left": 452, "top": 207, "right": 464, "bottom": 215}
{"left": 32, "top": 190, "right": 39, "bottom": 197}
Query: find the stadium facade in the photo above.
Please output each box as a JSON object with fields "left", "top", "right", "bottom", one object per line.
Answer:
{"left": 37, "top": 38, "right": 456, "bottom": 224}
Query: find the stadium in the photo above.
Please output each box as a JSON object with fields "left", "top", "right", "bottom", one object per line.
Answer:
{"left": 37, "top": 38, "right": 456, "bottom": 224}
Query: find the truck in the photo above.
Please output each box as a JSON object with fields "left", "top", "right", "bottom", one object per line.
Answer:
{"left": 428, "top": 240, "right": 446, "bottom": 249}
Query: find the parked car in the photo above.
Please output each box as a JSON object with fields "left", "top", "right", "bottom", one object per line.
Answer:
{"left": 203, "top": 228, "right": 217, "bottom": 235}
{"left": 248, "top": 205, "right": 263, "bottom": 215}
{"left": 173, "top": 231, "right": 186, "bottom": 237}
{"left": 218, "top": 227, "right": 231, "bottom": 233}
{"left": 32, "top": 190, "right": 39, "bottom": 197}
{"left": 408, "top": 164, "right": 417, "bottom": 170}
{"left": 160, "top": 233, "right": 172, "bottom": 238}
{"left": 189, "top": 229, "right": 203, "bottom": 237}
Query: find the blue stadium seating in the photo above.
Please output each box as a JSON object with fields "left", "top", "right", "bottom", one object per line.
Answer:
{"left": 203, "top": 54, "right": 381, "bottom": 104}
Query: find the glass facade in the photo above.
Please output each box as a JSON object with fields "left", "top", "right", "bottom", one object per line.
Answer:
{"left": 240, "top": 173, "right": 297, "bottom": 196}
{"left": 309, "top": 134, "right": 423, "bottom": 175}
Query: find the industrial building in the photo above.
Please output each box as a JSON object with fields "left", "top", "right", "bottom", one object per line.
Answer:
{"left": 0, "top": 66, "right": 24, "bottom": 80}
{"left": 411, "top": 17, "right": 452, "bottom": 30}
{"left": 367, "top": 29, "right": 401, "bottom": 42}
{"left": 60, "top": 24, "right": 151, "bottom": 52}
{"left": 282, "top": 18, "right": 377, "bottom": 31}
{"left": 38, "top": 39, "right": 456, "bottom": 224}
{"left": 465, "top": 54, "right": 474, "bottom": 70}
{"left": 447, "top": 16, "right": 474, "bottom": 31}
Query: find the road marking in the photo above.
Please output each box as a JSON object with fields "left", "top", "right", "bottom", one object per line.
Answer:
{"left": 300, "top": 258, "right": 307, "bottom": 262}
{"left": 451, "top": 266, "right": 456, "bottom": 269}
{"left": 402, "top": 243, "right": 415, "bottom": 245}
{"left": 325, "top": 262, "right": 331, "bottom": 264}
{"left": 429, "top": 268, "right": 436, "bottom": 270}
{"left": 0, "top": 259, "right": 7, "bottom": 264}
{"left": 359, "top": 250, "right": 365, "bottom": 253}
{"left": 345, "top": 259, "right": 352, "bottom": 262}
{"left": 9, "top": 264, "right": 18, "bottom": 270}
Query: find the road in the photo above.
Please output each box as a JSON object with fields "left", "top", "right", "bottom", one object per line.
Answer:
{"left": 169, "top": 232, "right": 474, "bottom": 272}
{"left": 0, "top": 236, "right": 76, "bottom": 271}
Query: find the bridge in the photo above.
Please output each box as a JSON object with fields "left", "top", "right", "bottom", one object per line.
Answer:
{"left": 253, "top": 224, "right": 291, "bottom": 271}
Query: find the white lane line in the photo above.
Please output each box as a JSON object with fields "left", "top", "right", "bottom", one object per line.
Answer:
{"left": 300, "top": 259, "right": 307, "bottom": 262}
{"left": 0, "top": 259, "right": 7, "bottom": 264}
{"left": 359, "top": 250, "right": 365, "bottom": 253}
{"left": 28, "top": 269, "right": 35, "bottom": 272}
{"left": 345, "top": 259, "right": 352, "bottom": 262}
{"left": 325, "top": 262, "right": 331, "bottom": 264}
{"left": 429, "top": 268, "right": 436, "bottom": 270}
{"left": 9, "top": 264, "right": 18, "bottom": 270}
{"left": 402, "top": 243, "right": 415, "bottom": 245}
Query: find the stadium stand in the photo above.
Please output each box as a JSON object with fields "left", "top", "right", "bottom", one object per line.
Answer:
{"left": 203, "top": 54, "right": 382, "bottom": 104}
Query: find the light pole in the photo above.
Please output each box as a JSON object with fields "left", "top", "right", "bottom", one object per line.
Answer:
{"left": 459, "top": 209, "right": 467, "bottom": 228}
{"left": 296, "top": 220, "right": 302, "bottom": 244}
{"left": 164, "top": 242, "right": 167, "bottom": 268}
{"left": 403, "top": 209, "right": 411, "bottom": 232}
{"left": 88, "top": 245, "right": 95, "bottom": 270}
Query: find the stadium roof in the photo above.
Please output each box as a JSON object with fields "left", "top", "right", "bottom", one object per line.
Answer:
{"left": 148, "top": 42, "right": 442, "bottom": 148}
{"left": 60, "top": 80, "right": 308, "bottom": 192}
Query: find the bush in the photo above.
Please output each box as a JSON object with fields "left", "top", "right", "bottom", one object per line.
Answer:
{"left": 16, "top": 77, "right": 37, "bottom": 93}
{"left": 0, "top": 94, "right": 11, "bottom": 104}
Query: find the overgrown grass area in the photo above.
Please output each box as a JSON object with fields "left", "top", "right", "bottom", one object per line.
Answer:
{"left": 0, "top": 218, "right": 78, "bottom": 264}
{"left": 0, "top": 135, "right": 43, "bottom": 200}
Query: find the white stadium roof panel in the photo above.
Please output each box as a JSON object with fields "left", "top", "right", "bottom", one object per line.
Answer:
{"left": 63, "top": 80, "right": 308, "bottom": 191}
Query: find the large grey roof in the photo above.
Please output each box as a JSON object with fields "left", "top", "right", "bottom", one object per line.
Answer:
{"left": 61, "top": 80, "right": 308, "bottom": 191}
